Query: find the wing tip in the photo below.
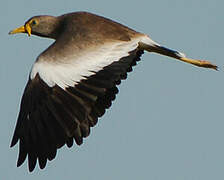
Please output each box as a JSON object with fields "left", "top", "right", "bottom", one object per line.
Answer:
{"left": 10, "top": 136, "right": 18, "bottom": 148}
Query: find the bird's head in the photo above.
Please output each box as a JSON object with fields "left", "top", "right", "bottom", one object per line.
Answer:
{"left": 9, "top": 16, "right": 61, "bottom": 39}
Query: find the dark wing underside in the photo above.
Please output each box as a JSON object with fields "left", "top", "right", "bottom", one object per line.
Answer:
{"left": 11, "top": 49, "right": 144, "bottom": 172}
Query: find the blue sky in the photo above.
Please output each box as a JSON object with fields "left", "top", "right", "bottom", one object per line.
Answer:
{"left": 1, "top": 0, "right": 224, "bottom": 179}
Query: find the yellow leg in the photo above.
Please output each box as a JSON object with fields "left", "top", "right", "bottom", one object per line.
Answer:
{"left": 179, "top": 57, "right": 218, "bottom": 71}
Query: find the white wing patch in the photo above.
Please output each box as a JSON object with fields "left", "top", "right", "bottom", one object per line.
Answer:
{"left": 30, "top": 36, "right": 155, "bottom": 89}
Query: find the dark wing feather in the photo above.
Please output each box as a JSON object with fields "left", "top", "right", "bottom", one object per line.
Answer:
{"left": 11, "top": 49, "right": 144, "bottom": 172}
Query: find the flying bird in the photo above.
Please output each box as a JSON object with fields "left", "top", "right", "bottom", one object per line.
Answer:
{"left": 9, "top": 11, "right": 217, "bottom": 172}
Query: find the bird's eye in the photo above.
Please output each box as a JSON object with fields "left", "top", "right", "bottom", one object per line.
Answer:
{"left": 31, "top": 20, "right": 37, "bottom": 25}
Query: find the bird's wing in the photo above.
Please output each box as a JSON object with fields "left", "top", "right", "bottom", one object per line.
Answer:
{"left": 11, "top": 35, "right": 149, "bottom": 172}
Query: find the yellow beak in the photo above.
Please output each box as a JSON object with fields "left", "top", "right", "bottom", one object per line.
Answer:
{"left": 9, "top": 23, "right": 32, "bottom": 36}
